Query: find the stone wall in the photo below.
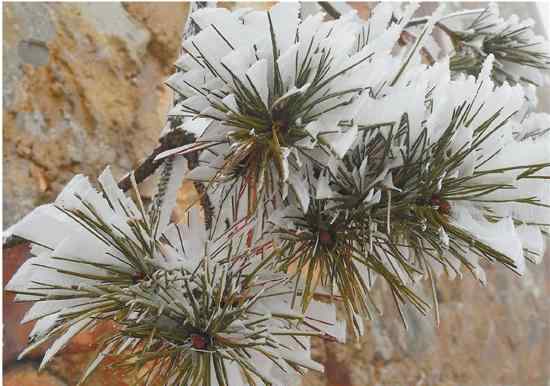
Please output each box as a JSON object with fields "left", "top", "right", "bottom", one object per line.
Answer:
{"left": 3, "top": 2, "right": 189, "bottom": 228}
{"left": 3, "top": 3, "right": 550, "bottom": 386}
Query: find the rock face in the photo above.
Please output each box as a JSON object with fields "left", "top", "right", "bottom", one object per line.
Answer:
{"left": 302, "top": 262, "right": 550, "bottom": 386}
{"left": 3, "top": 3, "right": 550, "bottom": 386}
{"left": 3, "top": 2, "right": 189, "bottom": 228}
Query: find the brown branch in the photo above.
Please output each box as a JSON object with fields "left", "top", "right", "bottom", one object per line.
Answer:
{"left": 117, "top": 129, "right": 194, "bottom": 191}
{"left": 185, "top": 151, "right": 215, "bottom": 231}
{"left": 318, "top": 2, "right": 341, "bottom": 19}
{"left": 150, "top": 0, "right": 215, "bottom": 229}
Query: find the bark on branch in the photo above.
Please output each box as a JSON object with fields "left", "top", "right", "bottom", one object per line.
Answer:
{"left": 318, "top": 2, "right": 341, "bottom": 19}
{"left": 117, "top": 129, "right": 194, "bottom": 191}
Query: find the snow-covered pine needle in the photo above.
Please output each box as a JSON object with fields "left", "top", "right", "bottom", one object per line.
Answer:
{"left": 164, "top": 2, "right": 417, "bottom": 220}
{"left": 447, "top": 4, "right": 550, "bottom": 85}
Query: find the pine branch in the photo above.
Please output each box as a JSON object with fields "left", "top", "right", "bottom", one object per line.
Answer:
{"left": 186, "top": 150, "right": 215, "bottom": 231}
{"left": 118, "top": 129, "right": 194, "bottom": 192}
{"left": 317, "top": 2, "right": 485, "bottom": 28}
{"left": 318, "top": 2, "right": 341, "bottom": 19}
{"left": 151, "top": 0, "right": 215, "bottom": 229}
{"left": 407, "top": 9, "right": 486, "bottom": 27}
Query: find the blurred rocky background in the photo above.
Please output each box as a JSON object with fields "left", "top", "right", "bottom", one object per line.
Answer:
{"left": 3, "top": 2, "right": 549, "bottom": 385}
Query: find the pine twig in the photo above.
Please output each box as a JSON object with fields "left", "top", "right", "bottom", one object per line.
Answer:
{"left": 318, "top": 2, "right": 341, "bottom": 19}
{"left": 117, "top": 129, "right": 194, "bottom": 192}
{"left": 185, "top": 151, "right": 215, "bottom": 231}
{"left": 317, "top": 2, "right": 485, "bottom": 30}
{"left": 150, "top": 0, "right": 215, "bottom": 228}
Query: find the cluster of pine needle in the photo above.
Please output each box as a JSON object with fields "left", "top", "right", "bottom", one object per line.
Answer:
{"left": 5, "top": 2, "right": 550, "bottom": 385}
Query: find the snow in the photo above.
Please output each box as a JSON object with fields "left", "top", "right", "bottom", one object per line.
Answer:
{"left": 40, "top": 318, "right": 92, "bottom": 370}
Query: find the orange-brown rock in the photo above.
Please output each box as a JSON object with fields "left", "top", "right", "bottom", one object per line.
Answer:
{"left": 3, "top": 243, "right": 35, "bottom": 363}
{"left": 4, "top": 363, "right": 66, "bottom": 386}
{"left": 3, "top": 2, "right": 189, "bottom": 227}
